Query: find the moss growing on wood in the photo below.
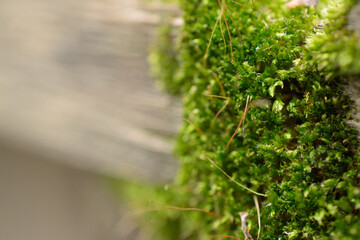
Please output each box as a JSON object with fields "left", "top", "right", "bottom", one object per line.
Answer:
{"left": 143, "top": 0, "right": 360, "bottom": 239}
{"left": 149, "top": 24, "right": 182, "bottom": 94}
{"left": 306, "top": 0, "right": 360, "bottom": 77}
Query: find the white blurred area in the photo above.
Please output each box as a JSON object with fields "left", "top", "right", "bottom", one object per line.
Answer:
{"left": 0, "top": 0, "right": 180, "bottom": 239}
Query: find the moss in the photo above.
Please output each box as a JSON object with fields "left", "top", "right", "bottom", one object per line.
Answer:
{"left": 149, "top": 23, "right": 182, "bottom": 94}
{"left": 136, "top": 0, "right": 360, "bottom": 239}
{"left": 306, "top": 0, "right": 360, "bottom": 77}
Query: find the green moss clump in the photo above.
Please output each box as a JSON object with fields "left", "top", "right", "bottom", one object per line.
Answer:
{"left": 142, "top": 0, "right": 360, "bottom": 239}
{"left": 306, "top": 0, "right": 360, "bottom": 77}
{"left": 149, "top": 24, "right": 182, "bottom": 94}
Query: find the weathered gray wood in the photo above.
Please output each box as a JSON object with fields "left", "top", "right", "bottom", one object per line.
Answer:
{"left": 0, "top": 0, "right": 181, "bottom": 182}
{"left": 0, "top": 147, "right": 144, "bottom": 240}
{"left": 348, "top": 0, "right": 360, "bottom": 35}
{"left": 347, "top": 0, "right": 360, "bottom": 132}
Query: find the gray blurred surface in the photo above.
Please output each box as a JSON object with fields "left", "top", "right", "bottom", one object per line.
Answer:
{"left": 0, "top": 0, "right": 181, "bottom": 182}
{"left": 0, "top": 0, "right": 180, "bottom": 239}
{"left": 348, "top": 0, "right": 360, "bottom": 35}
{"left": 347, "top": 0, "right": 360, "bottom": 132}
{"left": 0, "top": 145, "right": 146, "bottom": 240}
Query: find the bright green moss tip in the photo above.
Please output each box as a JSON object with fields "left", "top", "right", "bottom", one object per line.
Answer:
{"left": 147, "top": 0, "right": 360, "bottom": 239}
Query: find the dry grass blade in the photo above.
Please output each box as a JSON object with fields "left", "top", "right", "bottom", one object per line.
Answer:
{"left": 203, "top": 0, "right": 226, "bottom": 65}
{"left": 231, "top": 0, "right": 246, "bottom": 7}
{"left": 219, "top": 15, "right": 228, "bottom": 55}
{"left": 204, "top": 94, "right": 231, "bottom": 101}
{"left": 184, "top": 118, "right": 203, "bottom": 134}
{"left": 225, "top": 6, "right": 243, "bottom": 45}
{"left": 241, "top": 95, "right": 250, "bottom": 133}
{"left": 209, "top": 235, "right": 242, "bottom": 240}
{"left": 219, "top": 0, "right": 234, "bottom": 61}
{"left": 252, "top": 0, "right": 257, "bottom": 8}
{"left": 253, "top": 195, "right": 261, "bottom": 240}
{"left": 215, "top": 99, "right": 230, "bottom": 119}
{"left": 226, "top": 95, "right": 249, "bottom": 148}
{"left": 211, "top": 72, "right": 226, "bottom": 97}
{"left": 203, "top": 152, "right": 267, "bottom": 197}
{"left": 204, "top": 94, "right": 231, "bottom": 119}
{"left": 164, "top": 206, "right": 221, "bottom": 218}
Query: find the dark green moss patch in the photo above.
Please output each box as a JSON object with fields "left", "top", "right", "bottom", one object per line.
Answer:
{"left": 141, "top": 0, "right": 360, "bottom": 239}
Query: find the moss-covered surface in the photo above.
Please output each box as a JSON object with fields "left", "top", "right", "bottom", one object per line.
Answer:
{"left": 121, "top": 0, "right": 360, "bottom": 239}
{"left": 306, "top": 0, "right": 360, "bottom": 77}
{"left": 149, "top": 24, "right": 181, "bottom": 94}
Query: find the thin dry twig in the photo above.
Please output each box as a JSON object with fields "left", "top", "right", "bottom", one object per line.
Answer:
{"left": 216, "top": 0, "right": 234, "bottom": 61}
{"left": 241, "top": 96, "right": 250, "bottom": 133}
{"left": 204, "top": 94, "right": 232, "bottom": 119}
{"left": 204, "top": 94, "right": 231, "bottom": 101}
{"left": 204, "top": 0, "right": 248, "bottom": 64}
{"left": 251, "top": 0, "right": 257, "bottom": 9}
{"left": 225, "top": 5, "right": 243, "bottom": 45}
{"left": 226, "top": 95, "right": 249, "bottom": 148}
{"left": 164, "top": 206, "right": 221, "bottom": 218}
{"left": 184, "top": 118, "right": 203, "bottom": 134}
{"left": 211, "top": 72, "right": 226, "bottom": 97}
{"left": 219, "top": 15, "right": 228, "bottom": 55}
{"left": 231, "top": 0, "right": 246, "bottom": 7}
{"left": 214, "top": 98, "right": 230, "bottom": 119}
{"left": 209, "top": 235, "right": 242, "bottom": 240}
{"left": 203, "top": 0, "right": 225, "bottom": 65}
{"left": 203, "top": 152, "right": 267, "bottom": 197}
{"left": 221, "top": 6, "right": 234, "bottom": 61}
{"left": 253, "top": 195, "right": 261, "bottom": 240}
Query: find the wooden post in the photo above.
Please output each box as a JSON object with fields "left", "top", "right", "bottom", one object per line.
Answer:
{"left": 0, "top": 0, "right": 181, "bottom": 182}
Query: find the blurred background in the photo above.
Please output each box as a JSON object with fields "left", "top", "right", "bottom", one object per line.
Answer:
{"left": 0, "top": 0, "right": 181, "bottom": 239}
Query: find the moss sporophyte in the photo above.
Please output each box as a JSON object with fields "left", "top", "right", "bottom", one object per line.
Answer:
{"left": 144, "top": 0, "right": 360, "bottom": 239}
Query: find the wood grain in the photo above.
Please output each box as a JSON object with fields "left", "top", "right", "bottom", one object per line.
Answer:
{"left": 0, "top": 0, "right": 181, "bottom": 182}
